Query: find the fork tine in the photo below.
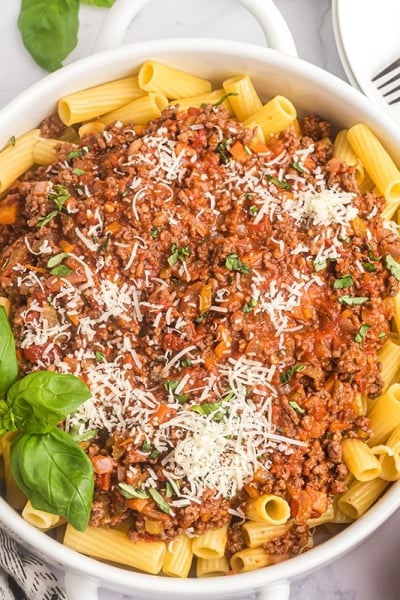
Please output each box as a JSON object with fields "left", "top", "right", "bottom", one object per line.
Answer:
{"left": 383, "top": 83, "right": 400, "bottom": 98}
{"left": 372, "top": 57, "right": 400, "bottom": 81}
{"left": 377, "top": 71, "right": 400, "bottom": 90}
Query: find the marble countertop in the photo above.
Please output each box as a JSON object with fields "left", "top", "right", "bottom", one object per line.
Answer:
{"left": 0, "top": 1, "right": 399, "bottom": 599}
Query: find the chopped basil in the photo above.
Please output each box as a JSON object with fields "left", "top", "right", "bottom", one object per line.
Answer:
{"left": 72, "top": 168, "right": 85, "bottom": 176}
{"left": 141, "top": 440, "right": 151, "bottom": 452}
{"left": 280, "top": 364, "right": 306, "bottom": 384}
{"left": 333, "top": 275, "right": 353, "bottom": 289}
{"left": 195, "top": 312, "right": 208, "bottom": 323}
{"left": 288, "top": 400, "right": 306, "bottom": 415}
{"left": 95, "top": 350, "right": 105, "bottom": 363}
{"left": 191, "top": 400, "right": 224, "bottom": 419}
{"left": 363, "top": 261, "right": 376, "bottom": 273}
{"left": 379, "top": 331, "right": 387, "bottom": 339}
{"left": 385, "top": 254, "right": 400, "bottom": 281}
{"left": 9, "top": 136, "right": 16, "bottom": 147}
{"left": 338, "top": 295, "right": 369, "bottom": 307}
{"left": 46, "top": 252, "right": 69, "bottom": 269}
{"left": 37, "top": 185, "right": 70, "bottom": 228}
{"left": 249, "top": 205, "right": 259, "bottom": 215}
{"left": 313, "top": 259, "right": 327, "bottom": 272}
{"left": 168, "top": 243, "right": 190, "bottom": 266}
{"left": 225, "top": 253, "right": 251, "bottom": 275}
{"left": 49, "top": 264, "right": 72, "bottom": 277}
{"left": 292, "top": 161, "right": 305, "bottom": 173}
{"left": 367, "top": 245, "right": 381, "bottom": 262}
{"left": 215, "top": 139, "right": 232, "bottom": 165}
{"left": 37, "top": 210, "right": 59, "bottom": 229}
{"left": 48, "top": 184, "right": 70, "bottom": 210}
{"left": 67, "top": 150, "right": 84, "bottom": 160}
{"left": 243, "top": 297, "right": 258, "bottom": 313}
{"left": 267, "top": 175, "right": 291, "bottom": 190}
{"left": 118, "top": 483, "right": 148, "bottom": 500}
{"left": 180, "top": 357, "right": 192, "bottom": 368}
{"left": 70, "top": 428, "right": 98, "bottom": 442}
{"left": 163, "top": 379, "right": 180, "bottom": 393}
{"left": 355, "top": 323, "right": 372, "bottom": 344}
{"left": 213, "top": 92, "right": 238, "bottom": 107}
{"left": 165, "top": 480, "right": 180, "bottom": 497}
{"left": 147, "top": 488, "right": 170, "bottom": 514}
{"left": 151, "top": 226, "right": 159, "bottom": 239}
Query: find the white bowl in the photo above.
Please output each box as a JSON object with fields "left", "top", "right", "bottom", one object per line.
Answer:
{"left": 1, "top": 2, "right": 400, "bottom": 599}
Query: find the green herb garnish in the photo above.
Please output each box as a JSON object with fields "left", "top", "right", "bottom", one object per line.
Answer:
{"left": 168, "top": 243, "right": 190, "bottom": 266}
{"left": 338, "top": 295, "right": 369, "bottom": 307}
{"left": 225, "top": 253, "right": 251, "bottom": 275}
{"left": 288, "top": 400, "right": 306, "bottom": 415}
{"left": 267, "top": 175, "right": 291, "bottom": 190}
{"left": 385, "top": 254, "right": 400, "bottom": 281}
{"left": 280, "top": 364, "right": 306, "bottom": 384}
{"left": 334, "top": 275, "right": 353, "bottom": 289}
{"left": 355, "top": 323, "right": 372, "bottom": 344}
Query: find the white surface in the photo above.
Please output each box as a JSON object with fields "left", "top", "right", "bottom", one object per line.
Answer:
{"left": 0, "top": 1, "right": 399, "bottom": 599}
{"left": 332, "top": 0, "right": 400, "bottom": 123}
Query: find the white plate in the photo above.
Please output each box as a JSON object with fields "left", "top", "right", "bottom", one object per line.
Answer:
{"left": 332, "top": 0, "right": 400, "bottom": 123}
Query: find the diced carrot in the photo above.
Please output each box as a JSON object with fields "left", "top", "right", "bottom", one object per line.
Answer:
{"left": 105, "top": 221, "right": 122, "bottom": 235}
{"left": 249, "top": 138, "right": 269, "bottom": 153}
{"left": 59, "top": 239, "right": 74, "bottom": 253}
{"left": 149, "top": 403, "right": 177, "bottom": 426}
{"left": 199, "top": 283, "right": 212, "bottom": 313}
{"left": 23, "top": 264, "right": 47, "bottom": 274}
{"left": 229, "top": 141, "right": 250, "bottom": 162}
{"left": 0, "top": 203, "right": 18, "bottom": 225}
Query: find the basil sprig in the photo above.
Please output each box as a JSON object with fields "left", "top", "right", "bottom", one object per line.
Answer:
{"left": 0, "top": 307, "right": 93, "bottom": 531}
{"left": 0, "top": 307, "right": 18, "bottom": 397}
{"left": 18, "top": 1, "right": 116, "bottom": 72}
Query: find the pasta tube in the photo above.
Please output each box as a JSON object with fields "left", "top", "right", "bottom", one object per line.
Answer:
{"left": 101, "top": 93, "right": 168, "bottom": 126}
{"left": 196, "top": 555, "right": 230, "bottom": 578}
{"left": 338, "top": 478, "right": 389, "bottom": 519}
{"left": 230, "top": 548, "right": 275, "bottom": 573}
{"left": 162, "top": 535, "right": 193, "bottom": 578}
{"left": 63, "top": 525, "right": 166, "bottom": 574}
{"left": 0, "top": 129, "right": 40, "bottom": 193}
{"left": 22, "top": 501, "right": 62, "bottom": 530}
{"left": 245, "top": 494, "right": 291, "bottom": 525}
{"left": 333, "top": 129, "right": 364, "bottom": 184}
{"left": 367, "top": 383, "right": 400, "bottom": 447}
{"left": 347, "top": 123, "right": 400, "bottom": 205}
{"left": 138, "top": 60, "right": 212, "bottom": 99}
{"left": 242, "top": 95, "right": 297, "bottom": 139}
{"left": 341, "top": 438, "right": 382, "bottom": 481}
{"left": 222, "top": 74, "right": 263, "bottom": 121}
{"left": 242, "top": 521, "right": 291, "bottom": 548}
{"left": 58, "top": 76, "right": 145, "bottom": 126}
{"left": 191, "top": 523, "right": 229, "bottom": 559}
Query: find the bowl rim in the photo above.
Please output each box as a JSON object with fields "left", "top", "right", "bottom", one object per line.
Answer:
{"left": 1, "top": 35, "right": 400, "bottom": 595}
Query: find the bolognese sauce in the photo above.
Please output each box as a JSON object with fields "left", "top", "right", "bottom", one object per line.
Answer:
{"left": 1, "top": 102, "right": 399, "bottom": 559}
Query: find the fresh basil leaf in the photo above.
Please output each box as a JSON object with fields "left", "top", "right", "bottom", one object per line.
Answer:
{"left": 18, "top": 0, "right": 80, "bottom": 72}
{"left": 288, "top": 400, "right": 306, "bottom": 415}
{"left": 118, "top": 482, "right": 148, "bottom": 499}
{"left": 338, "top": 295, "right": 369, "bottom": 307}
{"left": 47, "top": 252, "right": 70, "bottom": 269}
{"left": 0, "top": 307, "right": 18, "bottom": 397}
{"left": 5, "top": 371, "right": 91, "bottom": 434}
{"left": 385, "top": 254, "right": 400, "bottom": 281}
{"left": 280, "top": 364, "right": 306, "bottom": 384}
{"left": 11, "top": 429, "right": 94, "bottom": 531}
{"left": 355, "top": 323, "right": 372, "bottom": 344}
{"left": 147, "top": 488, "right": 170, "bottom": 514}
{"left": 333, "top": 275, "right": 353, "bottom": 289}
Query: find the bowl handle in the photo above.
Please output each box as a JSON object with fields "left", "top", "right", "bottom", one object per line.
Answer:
{"left": 64, "top": 571, "right": 99, "bottom": 600}
{"left": 93, "top": 0, "right": 297, "bottom": 56}
{"left": 256, "top": 580, "right": 291, "bottom": 600}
